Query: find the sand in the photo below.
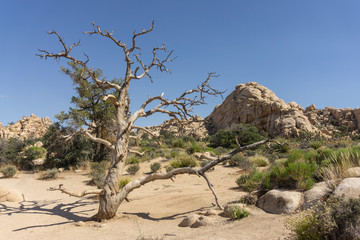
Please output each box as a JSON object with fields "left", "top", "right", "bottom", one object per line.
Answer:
{"left": 0, "top": 163, "right": 291, "bottom": 240}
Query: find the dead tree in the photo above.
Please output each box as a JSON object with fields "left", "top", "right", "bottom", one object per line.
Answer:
{"left": 38, "top": 22, "right": 265, "bottom": 221}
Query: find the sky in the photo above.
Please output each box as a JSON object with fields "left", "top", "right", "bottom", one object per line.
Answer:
{"left": 1, "top": 0, "right": 360, "bottom": 127}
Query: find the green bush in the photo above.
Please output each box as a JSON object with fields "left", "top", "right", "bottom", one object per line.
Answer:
{"left": 263, "top": 161, "right": 317, "bottom": 190}
{"left": 25, "top": 146, "right": 46, "bottom": 160}
{"left": 89, "top": 161, "right": 108, "bottom": 188}
{"left": 288, "top": 197, "right": 360, "bottom": 240}
{"left": 186, "top": 144, "right": 203, "bottom": 155}
{"left": 150, "top": 162, "right": 161, "bottom": 173}
{"left": 126, "top": 156, "right": 140, "bottom": 165}
{"left": 170, "top": 155, "right": 197, "bottom": 168}
{"left": 1, "top": 165, "right": 17, "bottom": 178}
{"left": 209, "top": 129, "right": 234, "bottom": 149}
{"left": 309, "top": 141, "right": 323, "bottom": 150}
{"left": 0, "top": 138, "right": 25, "bottom": 166}
{"left": 171, "top": 138, "right": 186, "bottom": 148}
{"left": 165, "top": 165, "right": 174, "bottom": 172}
{"left": 236, "top": 167, "right": 266, "bottom": 192}
{"left": 126, "top": 164, "right": 140, "bottom": 175}
{"left": 40, "top": 168, "right": 59, "bottom": 180}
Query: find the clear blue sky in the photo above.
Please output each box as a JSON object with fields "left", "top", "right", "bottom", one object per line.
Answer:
{"left": 1, "top": 0, "right": 360, "bottom": 127}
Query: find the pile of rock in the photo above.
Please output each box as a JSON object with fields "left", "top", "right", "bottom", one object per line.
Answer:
{"left": 0, "top": 114, "right": 52, "bottom": 139}
{"left": 139, "top": 115, "right": 208, "bottom": 140}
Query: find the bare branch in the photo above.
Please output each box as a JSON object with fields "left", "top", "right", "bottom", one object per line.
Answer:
{"left": 63, "top": 130, "right": 114, "bottom": 150}
{"left": 103, "top": 94, "right": 120, "bottom": 106}
{"left": 48, "top": 185, "right": 103, "bottom": 197}
{"left": 129, "top": 149, "right": 144, "bottom": 156}
{"left": 37, "top": 29, "right": 122, "bottom": 92}
{"left": 129, "top": 73, "right": 224, "bottom": 125}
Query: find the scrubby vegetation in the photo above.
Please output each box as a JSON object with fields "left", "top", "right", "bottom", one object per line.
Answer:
{"left": 0, "top": 165, "right": 17, "bottom": 178}
{"left": 288, "top": 196, "right": 360, "bottom": 240}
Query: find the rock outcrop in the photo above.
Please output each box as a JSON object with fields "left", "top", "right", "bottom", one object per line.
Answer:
{"left": 0, "top": 114, "right": 52, "bottom": 139}
{"left": 257, "top": 189, "right": 304, "bottom": 214}
{"left": 205, "top": 82, "right": 316, "bottom": 137}
{"left": 139, "top": 115, "right": 208, "bottom": 140}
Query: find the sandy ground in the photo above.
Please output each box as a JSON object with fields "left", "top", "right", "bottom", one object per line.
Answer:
{"left": 0, "top": 162, "right": 291, "bottom": 240}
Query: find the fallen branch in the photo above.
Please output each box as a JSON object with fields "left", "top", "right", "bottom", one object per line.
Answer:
{"left": 48, "top": 185, "right": 104, "bottom": 197}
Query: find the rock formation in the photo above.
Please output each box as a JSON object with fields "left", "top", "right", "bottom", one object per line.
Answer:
{"left": 0, "top": 114, "right": 52, "bottom": 139}
{"left": 139, "top": 115, "right": 208, "bottom": 140}
{"left": 205, "top": 82, "right": 317, "bottom": 137}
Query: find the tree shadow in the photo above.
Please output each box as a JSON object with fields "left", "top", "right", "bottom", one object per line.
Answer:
{"left": 122, "top": 206, "right": 213, "bottom": 221}
{"left": 0, "top": 198, "right": 97, "bottom": 232}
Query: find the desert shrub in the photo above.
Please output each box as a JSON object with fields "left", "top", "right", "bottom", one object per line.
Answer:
{"left": 204, "top": 147, "right": 218, "bottom": 155}
{"left": 209, "top": 124, "right": 265, "bottom": 149}
{"left": 171, "top": 138, "right": 186, "bottom": 148}
{"left": 239, "top": 194, "right": 257, "bottom": 205}
{"left": 0, "top": 138, "right": 25, "bottom": 166}
{"left": 150, "top": 162, "right": 161, "bottom": 173}
{"left": 40, "top": 168, "right": 59, "bottom": 180}
{"left": 25, "top": 146, "right": 46, "bottom": 160}
{"left": 159, "top": 129, "right": 175, "bottom": 140}
{"left": 288, "top": 197, "right": 360, "bottom": 240}
{"left": 1, "top": 165, "right": 17, "bottom": 178}
{"left": 200, "top": 159, "right": 212, "bottom": 168}
{"left": 215, "top": 146, "right": 228, "bottom": 155}
{"left": 228, "top": 152, "right": 248, "bottom": 167}
{"left": 287, "top": 149, "right": 304, "bottom": 163}
{"left": 230, "top": 123, "right": 266, "bottom": 147}
{"left": 43, "top": 123, "right": 95, "bottom": 169}
{"left": 271, "top": 141, "right": 291, "bottom": 153}
{"left": 181, "top": 135, "right": 196, "bottom": 143}
{"left": 170, "top": 155, "right": 197, "bottom": 168}
{"left": 89, "top": 161, "right": 108, "bottom": 188}
{"left": 248, "top": 154, "right": 269, "bottom": 167}
{"left": 236, "top": 167, "right": 266, "bottom": 192}
{"left": 209, "top": 130, "right": 234, "bottom": 148}
{"left": 165, "top": 165, "right": 174, "bottom": 172}
{"left": 263, "top": 161, "right": 317, "bottom": 190}
{"left": 119, "top": 177, "right": 130, "bottom": 188}
{"left": 126, "top": 164, "right": 140, "bottom": 175}
{"left": 186, "top": 144, "right": 203, "bottom": 155}
{"left": 126, "top": 156, "right": 140, "bottom": 165}
{"left": 309, "top": 141, "right": 323, "bottom": 150}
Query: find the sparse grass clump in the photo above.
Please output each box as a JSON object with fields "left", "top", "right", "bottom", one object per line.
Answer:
{"left": 248, "top": 154, "right": 269, "bottom": 167}
{"left": 186, "top": 144, "right": 203, "bottom": 155}
{"left": 236, "top": 167, "right": 266, "bottom": 192}
{"left": 227, "top": 205, "right": 250, "bottom": 220}
{"left": 119, "top": 177, "right": 130, "bottom": 188}
{"left": 40, "top": 168, "right": 59, "bottom": 180}
{"left": 150, "top": 162, "right": 161, "bottom": 173}
{"left": 1, "top": 165, "right": 17, "bottom": 178}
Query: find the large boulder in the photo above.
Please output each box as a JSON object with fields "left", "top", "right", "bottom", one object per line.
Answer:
{"left": 257, "top": 189, "right": 303, "bottom": 214}
{"left": 333, "top": 178, "right": 360, "bottom": 200}
{"left": 303, "top": 182, "right": 332, "bottom": 208}
{"left": 205, "top": 82, "right": 316, "bottom": 137}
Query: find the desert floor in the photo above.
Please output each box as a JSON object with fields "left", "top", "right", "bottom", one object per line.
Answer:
{"left": 0, "top": 162, "right": 291, "bottom": 240}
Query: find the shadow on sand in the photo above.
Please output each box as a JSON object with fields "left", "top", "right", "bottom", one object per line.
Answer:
{"left": 0, "top": 198, "right": 97, "bottom": 232}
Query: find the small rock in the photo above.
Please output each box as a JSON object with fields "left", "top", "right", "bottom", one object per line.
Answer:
{"left": 205, "top": 209, "right": 217, "bottom": 216}
{"left": 303, "top": 181, "right": 332, "bottom": 209}
{"left": 58, "top": 168, "right": 64, "bottom": 173}
{"left": 74, "top": 169, "right": 83, "bottom": 173}
{"left": 178, "top": 214, "right": 200, "bottom": 227}
{"left": 190, "top": 216, "right": 215, "bottom": 228}
{"left": 75, "top": 221, "right": 85, "bottom": 227}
